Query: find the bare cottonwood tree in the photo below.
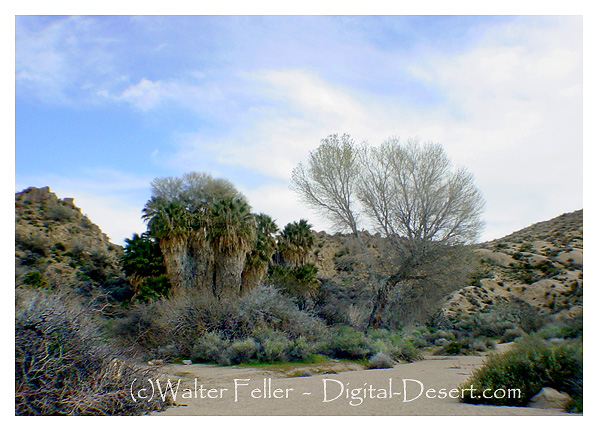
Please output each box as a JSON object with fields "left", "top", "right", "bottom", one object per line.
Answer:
{"left": 361, "top": 139, "right": 485, "bottom": 326}
{"left": 291, "top": 134, "right": 362, "bottom": 237}
{"left": 291, "top": 134, "right": 485, "bottom": 328}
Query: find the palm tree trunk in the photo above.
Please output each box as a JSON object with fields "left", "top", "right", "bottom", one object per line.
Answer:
{"left": 188, "top": 231, "right": 215, "bottom": 297}
{"left": 159, "top": 236, "right": 188, "bottom": 297}
{"left": 240, "top": 261, "right": 269, "bottom": 295}
{"left": 213, "top": 250, "right": 246, "bottom": 300}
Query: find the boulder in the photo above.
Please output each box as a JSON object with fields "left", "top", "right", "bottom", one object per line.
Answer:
{"left": 528, "top": 387, "right": 572, "bottom": 410}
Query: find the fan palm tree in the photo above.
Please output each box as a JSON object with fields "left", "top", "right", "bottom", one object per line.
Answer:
{"left": 241, "top": 213, "right": 278, "bottom": 294}
{"left": 277, "top": 219, "right": 315, "bottom": 268}
{"left": 207, "top": 197, "right": 256, "bottom": 299}
{"left": 142, "top": 198, "right": 193, "bottom": 295}
{"left": 121, "top": 232, "right": 167, "bottom": 294}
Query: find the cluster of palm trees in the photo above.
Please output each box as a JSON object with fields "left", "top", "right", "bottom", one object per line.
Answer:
{"left": 276, "top": 219, "right": 314, "bottom": 268}
{"left": 139, "top": 172, "right": 315, "bottom": 301}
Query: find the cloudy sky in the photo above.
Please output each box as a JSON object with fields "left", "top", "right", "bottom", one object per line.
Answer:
{"left": 15, "top": 14, "right": 583, "bottom": 245}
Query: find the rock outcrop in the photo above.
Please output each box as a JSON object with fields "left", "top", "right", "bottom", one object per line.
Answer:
{"left": 442, "top": 210, "right": 582, "bottom": 322}
{"left": 15, "top": 186, "right": 128, "bottom": 298}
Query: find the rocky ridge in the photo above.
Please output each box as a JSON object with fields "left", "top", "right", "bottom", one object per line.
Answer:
{"left": 442, "top": 210, "right": 583, "bottom": 321}
{"left": 14, "top": 186, "right": 583, "bottom": 322}
{"left": 15, "top": 186, "right": 128, "bottom": 298}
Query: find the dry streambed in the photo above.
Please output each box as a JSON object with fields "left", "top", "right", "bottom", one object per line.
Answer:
{"left": 148, "top": 344, "right": 569, "bottom": 416}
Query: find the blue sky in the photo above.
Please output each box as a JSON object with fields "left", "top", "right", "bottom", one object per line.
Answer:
{"left": 15, "top": 15, "right": 583, "bottom": 245}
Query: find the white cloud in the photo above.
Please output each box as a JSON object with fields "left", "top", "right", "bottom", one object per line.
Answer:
{"left": 165, "top": 17, "right": 581, "bottom": 240}
{"left": 239, "top": 182, "right": 329, "bottom": 233}
{"left": 16, "top": 16, "right": 120, "bottom": 104}
{"left": 403, "top": 17, "right": 582, "bottom": 239}
{"left": 15, "top": 16, "right": 582, "bottom": 242}
{"left": 117, "top": 78, "right": 170, "bottom": 111}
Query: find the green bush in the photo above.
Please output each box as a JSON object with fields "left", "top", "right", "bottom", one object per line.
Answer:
{"left": 319, "top": 325, "right": 375, "bottom": 360}
{"left": 535, "top": 260, "right": 561, "bottom": 277}
{"left": 459, "top": 336, "right": 582, "bottom": 409}
{"left": 47, "top": 203, "right": 76, "bottom": 221}
{"left": 439, "top": 340, "right": 468, "bottom": 355}
{"left": 367, "top": 329, "right": 422, "bottom": 362}
{"left": 134, "top": 275, "right": 171, "bottom": 302}
{"left": 191, "top": 332, "right": 228, "bottom": 364}
{"left": 22, "top": 270, "right": 49, "bottom": 289}
{"left": 500, "top": 328, "right": 524, "bottom": 343}
{"left": 224, "top": 338, "right": 260, "bottom": 365}
{"left": 536, "top": 315, "right": 583, "bottom": 340}
{"left": 285, "top": 336, "right": 313, "bottom": 361}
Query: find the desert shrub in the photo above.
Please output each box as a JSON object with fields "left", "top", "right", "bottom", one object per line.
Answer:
{"left": 319, "top": 325, "right": 375, "bottom": 360}
{"left": 156, "top": 344, "right": 180, "bottom": 360}
{"left": 134, "top": 275, "right": 171, "bottom": 302}
{"left": 452, "top": 298, "right": 546, "bottom": 338}
{"left": 401, "top": 326, "right": 433, "bottom": 348}
{"left": 386, "top": 339, "right": 421, "bottom": 362}
{"left": 366, "top": 329, "right": 422, "bottom": 362}
{"left": 477, "top": 316, "right": 516, "bottom": 338}
{"left": 310, "top": 279, "right": 372, "bottom": 328}
{"left": 191, "top": 332, "right": 229, "bottom": 364}
{"left": 15, "top": 289, "right": 171, "bottom": 415}
{"left": 224, "top": 338, "right": 260, "bottom": 365}
{"left": 21, "top": 270, "right": 49, "bottom": 289}
{"left": 367, "top": 352, "right": 395, "bottom": 369}
{"left": 107, "top": 300, "right": 171, "bottom": 355}
{"left": 459, "top": 336, "right": 582, "bottom": 409}
{"left": 259, "top": 337, "right": 290, "bottom": 362}
{"left": 469, "top": 339, "right": 488, "bottom": 352}
{"left": 109, "top": 286, "right": 327, "bottom": 362}
{"left": 500, "top": 328, "right": 524, "bottom": 343}
{"left": 518, "top": 243, "right": 535, "bottom": 253}
{"left": 236, "top": 285, "right": 327, "bottom": 340}
{"left": 252, "top": 328, "right": 291, "bottom": 362}
{"left": 16, "top": 232, "right": 50, "bottom": 257}
{"left": 468, "top": 266, "right": 494, "bottom": 288}
{"left": 47, "top": 203, "right": 76, "bottom": 221}
{"left": 535, "top": 260, "right": 561, "bottom": 277}
{"left": 536, "top": 315, "right": 583, "bottom": 341}
{"left": 285, "top": 336, "right": 313, "bottom": 361}
{"left": 438, "top": 341, "right": 467, "bottom": 355}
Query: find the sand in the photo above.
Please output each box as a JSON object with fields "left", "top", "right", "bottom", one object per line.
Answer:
{"left": 148, "top": 344, "right": 572, "bottom": 416}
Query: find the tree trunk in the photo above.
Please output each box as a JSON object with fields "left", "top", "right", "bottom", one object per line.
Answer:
{"left": 159, "top": 237, "right": 188, "bottom": 297}
{"left": 367, "top": 271, "right": 404, "bottom": 329}
{"left": 240, "top": 261, "right": 269, "bottom": 295}
{"left": 188, "top": 231, "right": 215, "bottom": 297}
{"left": 212, "top": 250, "right": 247, "bottom": 300}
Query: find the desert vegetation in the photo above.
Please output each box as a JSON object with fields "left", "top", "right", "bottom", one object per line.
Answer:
{"left": 15, "top": 135, "right": 583, "bottom": 415}
{"left": 15, "top": 288, "right": 172, "bottom": 415}
{"left": 459, "top": 320, "right": 582, "bottom": 412}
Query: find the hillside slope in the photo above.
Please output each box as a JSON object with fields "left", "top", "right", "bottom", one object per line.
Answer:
{"left": 442, "top": 210, "right": 582, "bottom": 321}
{"left": 15, "top": 186, "right": 129, "bottom": 299}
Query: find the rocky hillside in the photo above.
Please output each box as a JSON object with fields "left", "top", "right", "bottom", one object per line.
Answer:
{"left": 442, "top": 210, "right": 583, "bottom": 321}
{"left": 300, "top": 210, "right": 582, "bottom": 328}
{"left": 15, "top": 185, "right": 582, "bottom": 324}
{"left": 15, "top": 187, "right": 129, "bottom": 299}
